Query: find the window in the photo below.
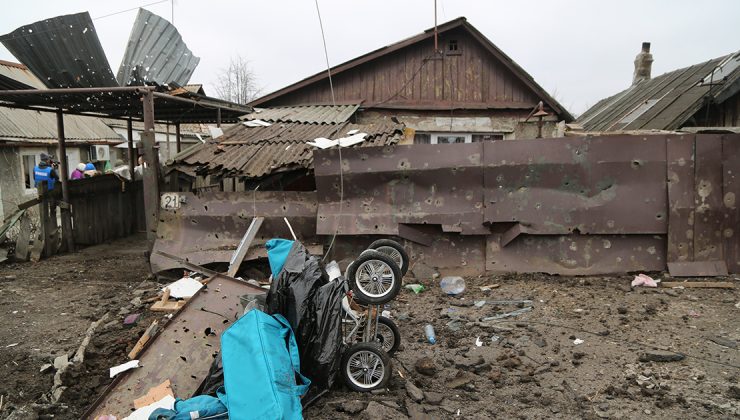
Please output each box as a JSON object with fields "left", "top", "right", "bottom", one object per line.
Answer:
{"left": 448, "top": 39, "right": 458, "bottom": 52}
{"left": 413, "top": 132, "right": 505, "bottom": 145}
{"left": 472, "top": 133, "right": 504, "bottom": 142}
{"left": 22, "top": 155, "right": 36, "bottom": 189}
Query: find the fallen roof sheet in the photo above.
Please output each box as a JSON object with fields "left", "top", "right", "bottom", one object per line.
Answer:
{"left": 244, "top": 104, "right": 360, "bottom": 124}
{"left": 0, "top": 12, "right": 118, "bottom": 88}
{"left": 174, "top": 120, "right": 404, "bottom": 178}
{"left": 116, "top": 8, "right": 200, "bottom": 86}
{"left": 577, "top": 52, "right": 740, "bottom": 131}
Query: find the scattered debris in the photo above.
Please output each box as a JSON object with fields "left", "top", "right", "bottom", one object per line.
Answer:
{"left": 632, "top": 273, "right": 659, "bottom": 288}
{"left": 5, "top": 343, "right": 19, "bottom": 348}
{"left": 414, "top": 357, "right": 437, "bottom": 376}
{"left": 163, "top": 276, "right": 204, "bottom": 299}
{"left": 660, "top": 281, "right": 735, "bottom": 289}
{"left": 706, "top": 336, "right": 738, "bottom": 349}
{"left": 109, "top": 360, "right": 140, "bottom": 378}
{"left": 638, "top": 350, "right": 685, "bottom": 362}
{"left": 424, "top": 324, "right": 436, "bottom": 344}
{"left": 440, "top": 276, "right": 466, "bottom": 295}
{"left": 123, "top": 313, "right": 142, "bottom": 326}
{"left": 573, "top": 338, "right": 584, "bottom": 345}
{"left": 481, "top": 306, "right": 533, "bottom": 321}
{"left": 405, "top": 381, "right": 424, "bottom": 403}
{"left": 133, "top": 380, "right": 174, "bottom": 409}
{"left": 479, "top": 283, "right": 500, "bottom": 291}
{"left": 405, "top": 284, "right": 425, "bottom": 294}
{"left": 128, "top": 320, "right": 159, "bottom": 359}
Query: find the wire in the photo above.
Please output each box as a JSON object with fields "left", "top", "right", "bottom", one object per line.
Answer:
{"left": 0, "top": 0, "right": 169, "bottom": 43}
{"left": 93, "top": 0, "right": 169, "bottom": 20}
{"left": 313, "top": 0, "right": 342, "bottom": 262}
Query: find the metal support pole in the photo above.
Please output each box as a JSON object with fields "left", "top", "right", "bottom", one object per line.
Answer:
{"left": 141, "top": 91, "right": 159, "bottom": 241}
{"left": 175, "top": 122, "right": 181, "bottom": 153}
{"left": 56, "top": 109, "right": 75, "bottom": 252}
{"left": 217, "top": 108, "right": 222, "bottom": 128}
{"left": 127, "top": 118, "right": 135, "bottom": 180}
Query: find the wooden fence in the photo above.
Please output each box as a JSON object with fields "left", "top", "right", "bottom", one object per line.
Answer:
{"left": 12, "top": 174, "right": 144, "bottom": 261}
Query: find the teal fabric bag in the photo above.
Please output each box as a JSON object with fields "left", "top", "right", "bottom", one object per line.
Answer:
{"left": 221, "top": 309, "right": 310, "bottom": 420}
{"left": 266, "top": 239, "right": 295, "bottom": 277}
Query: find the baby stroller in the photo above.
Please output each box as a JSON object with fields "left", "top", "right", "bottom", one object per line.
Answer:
{"left": 266, "top": 238, "right": 409, "bottom": 398}
{"left": 338, "top": 239, "right": 408, "bottom": 391}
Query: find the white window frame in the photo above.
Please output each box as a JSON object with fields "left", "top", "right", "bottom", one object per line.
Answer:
{"left": 19, "top": 149, "right": 43, "bottom": 194}
{"left": 430, "top": 132, "right": 471, "bottom": 144}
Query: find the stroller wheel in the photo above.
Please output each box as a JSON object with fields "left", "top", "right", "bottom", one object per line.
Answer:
{"left": 375, "top": 316, "right": 401, "bottom": 355}
{"left": 368, "top": 239, "right": 409, "bottom": 276}
{"left": 347, "top": 251, "right": 402, "bottom": 305}
{"left": 341, "top": 342, "right": 391, "bottom": 392}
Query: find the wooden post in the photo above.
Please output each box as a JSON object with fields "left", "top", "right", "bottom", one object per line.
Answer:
{"left": 127, "top": 118, "right": 135, "bottom": 180}
{"left": 217, "top": 108, "right": 221, "bottom": 128}
{"left": 56, "top": 110, "right": 75, "bottom": 252}
{"left": 141, "top": 91, "right": 159, "bottom": 241}
{"left": 175, "top": 122, "right": 181, "bottom": 153}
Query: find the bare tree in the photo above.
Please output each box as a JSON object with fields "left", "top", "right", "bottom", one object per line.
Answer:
{"left": 213, "top": 55, "right": 262, "bottom": 104}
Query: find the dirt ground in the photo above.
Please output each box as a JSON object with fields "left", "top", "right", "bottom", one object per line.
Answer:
{"left": 1, "top": 234, "right": 739, "bottom": 419}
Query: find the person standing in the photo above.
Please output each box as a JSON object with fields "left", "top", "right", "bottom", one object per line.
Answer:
{"left": 33, "top": 152, "right": 59, "bottom": 191}
{"left": 70, "top": 162, "right": 86, "bottom": 180}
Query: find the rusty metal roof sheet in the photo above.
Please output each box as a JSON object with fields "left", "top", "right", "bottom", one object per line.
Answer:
{"left": 0, "top": 12, "right": 118, "bottom": 88}
{"left": 175, "top": 120, "right": 404, "bottom": 179}
{"left": 578, "top": 52, "right": 740, "bottom": 131}
{"left": 244, "top": 104, "right": 360, "bottom": 124}
{"left": 116, "top": 8, "right": 200, "bottom": 86}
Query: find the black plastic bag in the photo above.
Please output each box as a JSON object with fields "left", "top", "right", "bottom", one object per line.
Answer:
{"left": 266, "top": 241, "right": 346, "bottom": 405}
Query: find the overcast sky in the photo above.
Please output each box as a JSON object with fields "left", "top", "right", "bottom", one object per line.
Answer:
{"left": 1, "top": 0, "right": 739, "bottom": 115}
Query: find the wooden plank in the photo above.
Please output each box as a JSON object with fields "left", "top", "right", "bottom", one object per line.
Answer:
{"left": 13, "top": 212, "right": 32, "bottom": 261}
{"left": 127, "top": 320, "right": 159, "bottom": 360}
{"left": 667, "top": 260, "right": 728, "bottom": 277}
{"left": 661, "top": 281, "right": 734, "bottom": 289}
{"left": 693, "top": 135, "right": 724, "bottom": 261}
{"left": 29, "top": 231, "right": 44, "bottom": 262}
{"left": 666, "top": 135, "right": 695, "bottom": 262}
{"left": 226, "top": 217, "right": 264, "bottom": 277}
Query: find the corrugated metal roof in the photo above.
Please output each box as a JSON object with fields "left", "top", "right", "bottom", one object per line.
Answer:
{"left": 578, "top": 52, "right": 740, "bottom": 131}
{"left": 174, "top": 120, "right": 403, "bottom": 179}
{"left": 244, "top": 104, "right": 361, "bottom": 124}
{"left": 0, "top": 60, "right": 46, "bottom": 89}
{"left": 0, "top": 12, "right": 118, "bottom": 88}
{"left": 0, "top": 107, "right": 122, "bottom": 142}
{"left": 116, "top": 8, "right": 200, "bottom": 86}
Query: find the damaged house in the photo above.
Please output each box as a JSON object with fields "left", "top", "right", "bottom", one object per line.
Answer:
{"left": 250, "top": 17, "right": 573, "bottom": 143}
{"left": 577, "top": 43, "right": 740, "bottom": 132}
{"left": 0, "top": 60, "right": 123, "bottom": 221}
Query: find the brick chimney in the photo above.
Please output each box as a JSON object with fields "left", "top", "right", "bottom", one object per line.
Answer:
{"left": 632, "top": 42, "right": 653, "bottom": 85}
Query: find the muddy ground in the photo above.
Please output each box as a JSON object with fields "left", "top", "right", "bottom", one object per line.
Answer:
{"left": 1, "top": 235, "right": 739, "bottom": 419}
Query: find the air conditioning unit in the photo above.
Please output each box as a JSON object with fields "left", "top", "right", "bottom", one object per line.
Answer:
{"left": 91, "top": 145, "right": 110, "bottom": 161}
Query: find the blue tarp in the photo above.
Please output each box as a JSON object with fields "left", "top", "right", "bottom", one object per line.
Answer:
{"left": 266, "top": 239, "right": 295, "bottom": 277}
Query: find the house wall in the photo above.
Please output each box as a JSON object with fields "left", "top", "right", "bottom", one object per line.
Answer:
{"left": 262, "top": 28, "right": 541, "bottom": 111}
{"left": 358, "top": 109, "right": 561, "bottom": 140}
{"left": 0, "top": 145, "right": 89, "bottom": 220}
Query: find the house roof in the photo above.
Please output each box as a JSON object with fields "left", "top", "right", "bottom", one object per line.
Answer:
{"left": 249, "top": 17, "right": 573, "bottom": 121}
{"left": 244, "top": 104, "right": 360, "bottom": 124}
{"left": 173, "top": 104, "right": 403, "bottom": 179}
{"left": 0, "top": 61, "right": 122, "bottom": 144}
{"left": 578, "top": 51, "right": 740, "bottom": 131}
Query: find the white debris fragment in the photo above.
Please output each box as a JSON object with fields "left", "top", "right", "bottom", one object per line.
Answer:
{"left": 475, "top": 336, "right": 483, "bottom": 347}
{"left": 164, "top": 277, "right": 203, "bottom": 299}
{"left": 6, "top": 343, "right": 19, "bottom": 348}
{"left": 573, "top": 338, "right": 584, "bottom": 345}
{"left": 243, "top": 119, "right": 272, "bottom": 127}
{"left": 346, "top": 129, "right": 359, "bottom": 135}
{"left": 110, "top": 360, "right": 140, "bottom": 378}
{"left": 208, "top": 126, "right": 224, "bottom": 139}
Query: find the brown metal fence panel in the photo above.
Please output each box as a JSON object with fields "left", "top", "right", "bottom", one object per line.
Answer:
{"left": 313, "top": 134, "right": 740, "bottom": 275}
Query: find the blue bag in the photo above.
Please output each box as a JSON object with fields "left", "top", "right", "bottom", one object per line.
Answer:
{"left": 266, "top": 239, "right": 295, "bottom": 277}
{"left": 221, "top": 309, "right": 310, "bottom": 420}
{"left": 149, "top": 391, "right": 228, "bottom": 419}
